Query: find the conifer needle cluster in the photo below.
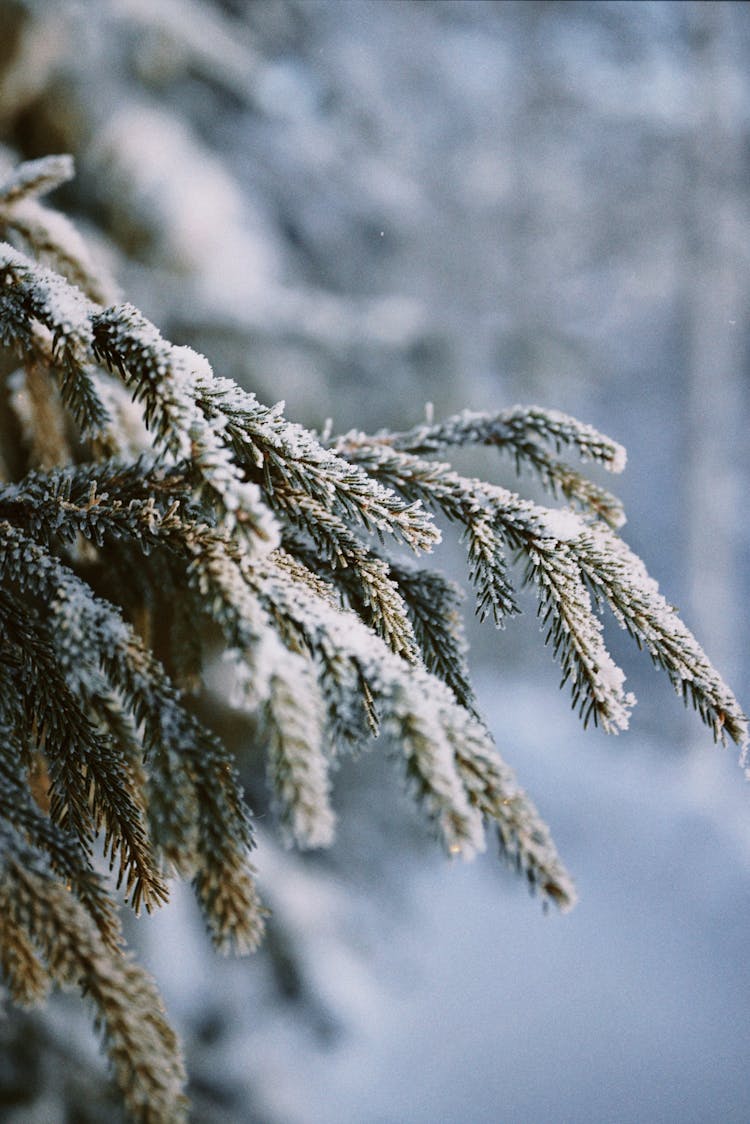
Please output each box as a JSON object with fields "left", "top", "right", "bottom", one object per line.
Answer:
{"left": 0, "top": 156, "right": 745, "bottom": 1122}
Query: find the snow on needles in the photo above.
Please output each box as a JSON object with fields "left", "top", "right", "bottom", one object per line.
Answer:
{"left": 539, "top": 506, "right": 586, "bottom": 543}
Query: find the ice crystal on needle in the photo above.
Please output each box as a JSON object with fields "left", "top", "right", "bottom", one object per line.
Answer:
{"left": 0, "top": 156, "right": 745, "bottom": 1123}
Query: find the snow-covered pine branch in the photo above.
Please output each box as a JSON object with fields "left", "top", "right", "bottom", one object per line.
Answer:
{"left": 334, "top": 433, "right": 747, "bottom": 745}
{"left": 363, "top": 405, "right": 628, "bottom": 527}
{"left": 0, "top": 841, "right": 188, "bottom": 1124}
{"left": 0, "top": 154, "right": 744, "bottom": 1124}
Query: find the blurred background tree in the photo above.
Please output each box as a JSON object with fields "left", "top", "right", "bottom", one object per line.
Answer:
{"left": 0, "top": 2, "right": 748, "bottom": 1122}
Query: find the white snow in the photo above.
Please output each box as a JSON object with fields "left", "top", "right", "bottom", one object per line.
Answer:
{"left": 539, "top": 506, "right": 586, "bottom": 542}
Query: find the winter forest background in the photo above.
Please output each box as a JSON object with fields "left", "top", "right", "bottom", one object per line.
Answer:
{"left": 1, "top": 1, "right": 749, "bottom": 1121}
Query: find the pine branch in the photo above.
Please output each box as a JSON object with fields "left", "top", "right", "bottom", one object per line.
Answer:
{"left": 3, "top": 470, "right": 338, "bottom": 856}
{"left": 212, "top": 386, "right": 439, "bottom": 553}
{"left": 0, "top": 244, "right": 111, "bottom": 437}
{"left": 253, "top": 552, "right": 561, "bottom": 864}
{"left": 346, "top": 405, "right": 627, "bottom": 527}
{"left": 0, "top": 156, "right": 115, "bottom": 303}
{"left": 0, "top": 154, "right": 745, "bottom": 1124}
{"left": 0, "top": 909, "right": 50, "bottom": 1006}
{"left": 334, "top": 436, "right": 519, "bottom": 625}
{"left": 576, "top": 523, "right": 748, "bottom": 749}
{"left": 264, "top": 655, "right": 335, "bottom": 849}
{"left": 0, "top": 522, "right": 265, "bottom": 947}
{"left": 503, "top": 442, "right": 625, "bottom": 528}
{"left": 0, "top": 846, "right": 188, "bottom": 1124}
{"left": 333, "top": 432, "right": 745, "bottom": 737}
{"left": 0, "top": 588, "right": 168, "bottom": 915}
{"left": 453, "top": 737, "right": 576, "bottom": 910}
{"left": 0, "top": 457, "right": 191, "bottom": 549}
{"left": 282, "top": 532, "right": 476, "bottom": 712}
{"left": 89, "top": 300, "right": 435, "bottom": 557}
{"left": 0, "top": 745, "right": 118, "bottom": 946}
{"left": 90, "top": 304, "right": 277, "bottom": 544}
{"left": 274, "top": 491, "right": 420, "bottom": 660}
{"left": 377, "top": 404, "right": 627, "bottom": 471}
{"left": 0, "top": 155, "right": 75, "bottom": 206}
{"left": 385, "top": 561, "right": 479, "bottom": 717}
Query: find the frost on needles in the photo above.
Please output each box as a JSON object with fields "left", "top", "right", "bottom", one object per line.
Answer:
{"left": 0, "top": 156, "right": 746, "bottom": 1123}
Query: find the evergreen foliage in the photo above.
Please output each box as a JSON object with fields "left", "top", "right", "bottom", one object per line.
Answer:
{"left": 0, "top": 156, "right": 745, "bottom": 1122}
